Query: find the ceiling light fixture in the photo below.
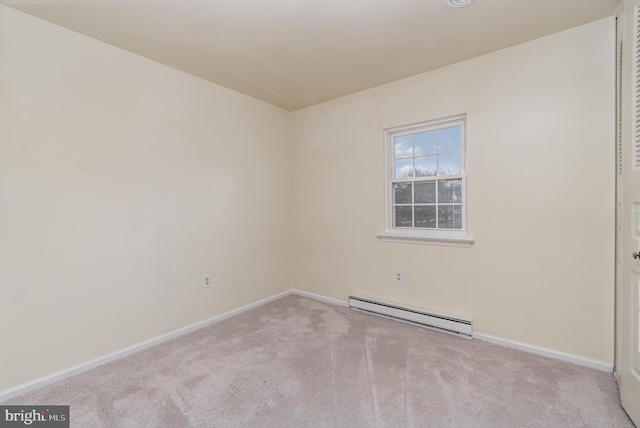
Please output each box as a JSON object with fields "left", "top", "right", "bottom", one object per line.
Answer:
{"left": 442, "top": 0, "right": 477, "bottom": 8}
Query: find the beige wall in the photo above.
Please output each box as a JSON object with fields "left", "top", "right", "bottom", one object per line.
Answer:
{"left": 292, "top": 18, "right": 615, "bottom": 363}
{"left": 0, "top": 6, "right": 292, "bottom": 391}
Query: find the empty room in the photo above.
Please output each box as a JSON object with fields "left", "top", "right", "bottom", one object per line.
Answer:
{"left": 1, "top": 0, "right": 639, "bottom": 426}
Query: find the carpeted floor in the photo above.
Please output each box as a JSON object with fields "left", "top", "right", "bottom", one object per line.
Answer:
{"left": 5, "top": 295, "right": 635, "bottom": 427}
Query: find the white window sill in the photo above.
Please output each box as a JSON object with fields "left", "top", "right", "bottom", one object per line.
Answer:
{"left": 376, "top": 233, "right": 475, "bottom": 248}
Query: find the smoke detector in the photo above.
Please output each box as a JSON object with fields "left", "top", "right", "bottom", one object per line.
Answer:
{"left": 442, "top": 0, "right": 477, "bottom": 8}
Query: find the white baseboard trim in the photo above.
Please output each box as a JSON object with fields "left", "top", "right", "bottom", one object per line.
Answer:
{"left": 1, "top": 288, "right": 613, "bottom": 402}
{"left": 291, "top": 290, "right": 614, "bottom": 372}
{"left": 473, "top": 332, "right": 613, "bottom": 373}
{"left": 0, "top": 289, "right": 293, "bottom": 403}
{"left": 290, "top": 289, "right": 349, "bottom": 307}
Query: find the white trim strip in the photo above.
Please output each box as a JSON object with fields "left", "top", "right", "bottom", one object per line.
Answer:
{"left": 0, "top": 289, "right": 293, "bottom": 403}
{"left": 377, "top": 233, "right": 474, "bottom": 247}
{"left": 473, "top": 332, "right": 612, "bottom": 372}
{"left": 290, "top": 289, "right": 349, "bottom": 307}
{"left": 0, "top": 289, "right": 612, "bottom": 403}
{"left": 295, "top": 292, "right": 611, "bottom": 371}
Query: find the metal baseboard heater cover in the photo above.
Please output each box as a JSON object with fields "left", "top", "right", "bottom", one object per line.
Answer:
{"left": 349, "top": 294, "right": 472, "bottom": 337}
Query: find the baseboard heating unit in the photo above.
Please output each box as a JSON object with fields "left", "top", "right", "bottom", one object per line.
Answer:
{"left": 349, "top": 294, "right": 472, "bottom": 337}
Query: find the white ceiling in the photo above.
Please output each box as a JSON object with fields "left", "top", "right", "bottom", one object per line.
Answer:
{"left": 1, "top": 0, "right": 618, "bottom": 111}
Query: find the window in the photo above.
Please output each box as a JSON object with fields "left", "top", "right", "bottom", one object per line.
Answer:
{"left": 378, "top": 114, "right": 473, "bottom": 247}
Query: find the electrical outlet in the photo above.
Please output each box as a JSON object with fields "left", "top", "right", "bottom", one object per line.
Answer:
{"left": 395, "top": 270, "right": 403, "bottom": 283}
{"left": 203, "top": 274, "right": 212, "bottom": 288}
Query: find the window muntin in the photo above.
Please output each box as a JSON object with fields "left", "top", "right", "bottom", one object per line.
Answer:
{"left": 386, "top": 116, "right": 466, "bottom": 235}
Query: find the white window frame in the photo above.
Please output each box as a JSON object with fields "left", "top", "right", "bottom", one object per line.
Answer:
{"left": 377, "top": 114, "right": 474, "bottom": 247}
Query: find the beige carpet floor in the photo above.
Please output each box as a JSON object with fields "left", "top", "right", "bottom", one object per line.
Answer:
{"left": 5, "top": 294, "right": 635, "bottom": 427}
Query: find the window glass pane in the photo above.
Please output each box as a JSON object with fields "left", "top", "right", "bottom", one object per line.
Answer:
{"left": 438, "top": 205, "right": 455, "bottom": 229}
{"left": 438, "top": 179, "right": 462, "bottom": 203}
{"left": 453, "top": 205, "right": 463, "bottom": 229}
{"left": 393, "top": 183, "right": 412, "bottom": 204}
{"left": 388, "top": 118, "right": 466, "bottom": 233}
{"left": 414, "top": 182, "right": 436, "bottom": 203}
{"left": 415, "top": 206, "right": 436, "bottom": 228}
{"left": 438, "top": 126, "right": 461, "bottom": 153}
{"left": 414, "top": 131, "right": 437, "bottom": 156}
{"left": 414, "top": 156, "right": 437, "bottom": 177}
{"left": 394, "top": 136, "right": 413, "bottom": 159}
{"left": 437, "top": 153, "right": 461, "bottom": 175}
{"left": 437, "top": 205, "right": 463, "bottom": 229}
{"left": 394, "top": 206, "right": 413, "bottom": 227}
{"left": 395, "top": 158, "right": 414, "bottom": 178}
